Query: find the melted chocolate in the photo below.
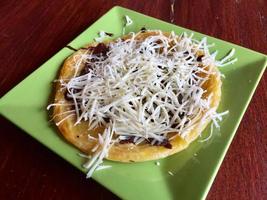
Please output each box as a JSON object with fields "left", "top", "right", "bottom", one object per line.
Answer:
{"left": 188, "top": 70, "right": 198, "bottom": 85}
{"left": 103, "top": 117, "right": 110, "bottom": 123}
{"left": 64, "top": 90, "right": 73, "bottom": 101}
{"left": 64, "top": 89, "right": 81, "bottom": 101}
{"left": 119, "top": 136, "right": 135, "bottom": 144}
{"left": 92, "top": 43, "right": 109, "bottom": 57}
{"left": 178, "top": 112, "right": 185, "bottom": 119}
{"left": 197, "top": 55, "right": 204, "bottom": 62}
{"left": 147, "top": 138, "right": 172, "bottom": 149}
{"left": 171, "top": 123, "right": 177, "bottom": 128}
{"left": 119, "top": 136, "right": 173, "bottom": 149}
{"left": 178, "top": 93, "right": 183, "bottom": 104}
{"left": 183, "top": 51, "right": 189, "bottom": 55}
{"left": 161, "top": 139, "right": 172, "bottom": 149}
{"left": 78, "top": 43, "right": 110, "bottom": 77}
{"left": 80, "top": 63, "right": 93, "bottom": 75}
{"left": 185, "top": 56, "right": 192, "bottom": 61}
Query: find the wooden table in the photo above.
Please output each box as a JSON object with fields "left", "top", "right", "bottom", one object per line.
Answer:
{"left": 0, "top": 0, "right": 266, "bottom": 199}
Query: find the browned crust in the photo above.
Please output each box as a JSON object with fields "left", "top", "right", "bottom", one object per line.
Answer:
{"left": 52, "top": 31, "right": 221, "bottom": 162}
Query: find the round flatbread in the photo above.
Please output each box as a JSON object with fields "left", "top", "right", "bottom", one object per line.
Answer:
{"left": 52, "top": 31, "right": 221, "bottom": 162}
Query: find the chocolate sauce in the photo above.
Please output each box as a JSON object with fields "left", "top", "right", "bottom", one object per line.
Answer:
{"left": 197, "top": 55, "right": 204, "bottom": 62}
{"left": 80, "top": 63, "right": 93, "bottom": 75}
{"left": 178, "top": 93, "right": 183, "bottom": 104}
{"left": 178, "top": 112, "right": 185, "bottom": 119}
{"left": 64, "top": 89, "right": 81, "bottom": 101}
{"left": 147, "top": 138, "right": 172, "bottom": 149}
{"left": 119, "top": 136, "right": 173, "bottom": 149}
{"left": 119, "top": 136, "right": 135, "bottom": 144}
{"left": 102, "top": 118, "right": 109, "bottom": 124}
{"left": 64, "top": 90, "right": 73, "bottom": 101}
{"left": 92, "top": 43, "right": 110, "bottom": 57}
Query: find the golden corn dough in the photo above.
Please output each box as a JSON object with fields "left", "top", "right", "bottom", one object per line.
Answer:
{"left": 52, "top": 31, "right": 221, "bottom": 162}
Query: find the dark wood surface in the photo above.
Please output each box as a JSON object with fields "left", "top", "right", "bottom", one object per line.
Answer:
{"left": 0, "top": 0, "right": 266, "bottom": 199}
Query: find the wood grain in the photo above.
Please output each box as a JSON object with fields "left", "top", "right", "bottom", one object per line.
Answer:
{"left": 0, "top": 0, "right": 266, "bottom": 199}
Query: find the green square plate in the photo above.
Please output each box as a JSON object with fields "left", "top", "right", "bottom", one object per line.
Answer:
{"left": 0, "top": 6, "right": 266, "bottom": 200}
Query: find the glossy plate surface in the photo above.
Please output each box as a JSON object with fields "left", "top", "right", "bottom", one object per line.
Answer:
{"left": 0, "top": 6, "right": 266, "bottom": 200}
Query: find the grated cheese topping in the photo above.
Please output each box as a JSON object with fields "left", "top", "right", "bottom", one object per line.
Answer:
{"left": 48, "top": 30, "right": 237, "bottom": 178}
{"left": 125, "top": 15, "right": 133, "bottom": 26}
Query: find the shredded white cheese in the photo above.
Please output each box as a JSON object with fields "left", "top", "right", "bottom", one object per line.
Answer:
{"left": 125, "top": 15, "right": 133, "bottom": 26}
{"left": 96, "top": 165, "right": 112, "bottom": 171}
{"left": 198, "top": 123, "right": 214, "bottom": 143}
{"left": 48, "top": 30, "right": 237, "bottom": 178}
{"left": 83, "top": 125, "right": 115, "bottom": 178}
